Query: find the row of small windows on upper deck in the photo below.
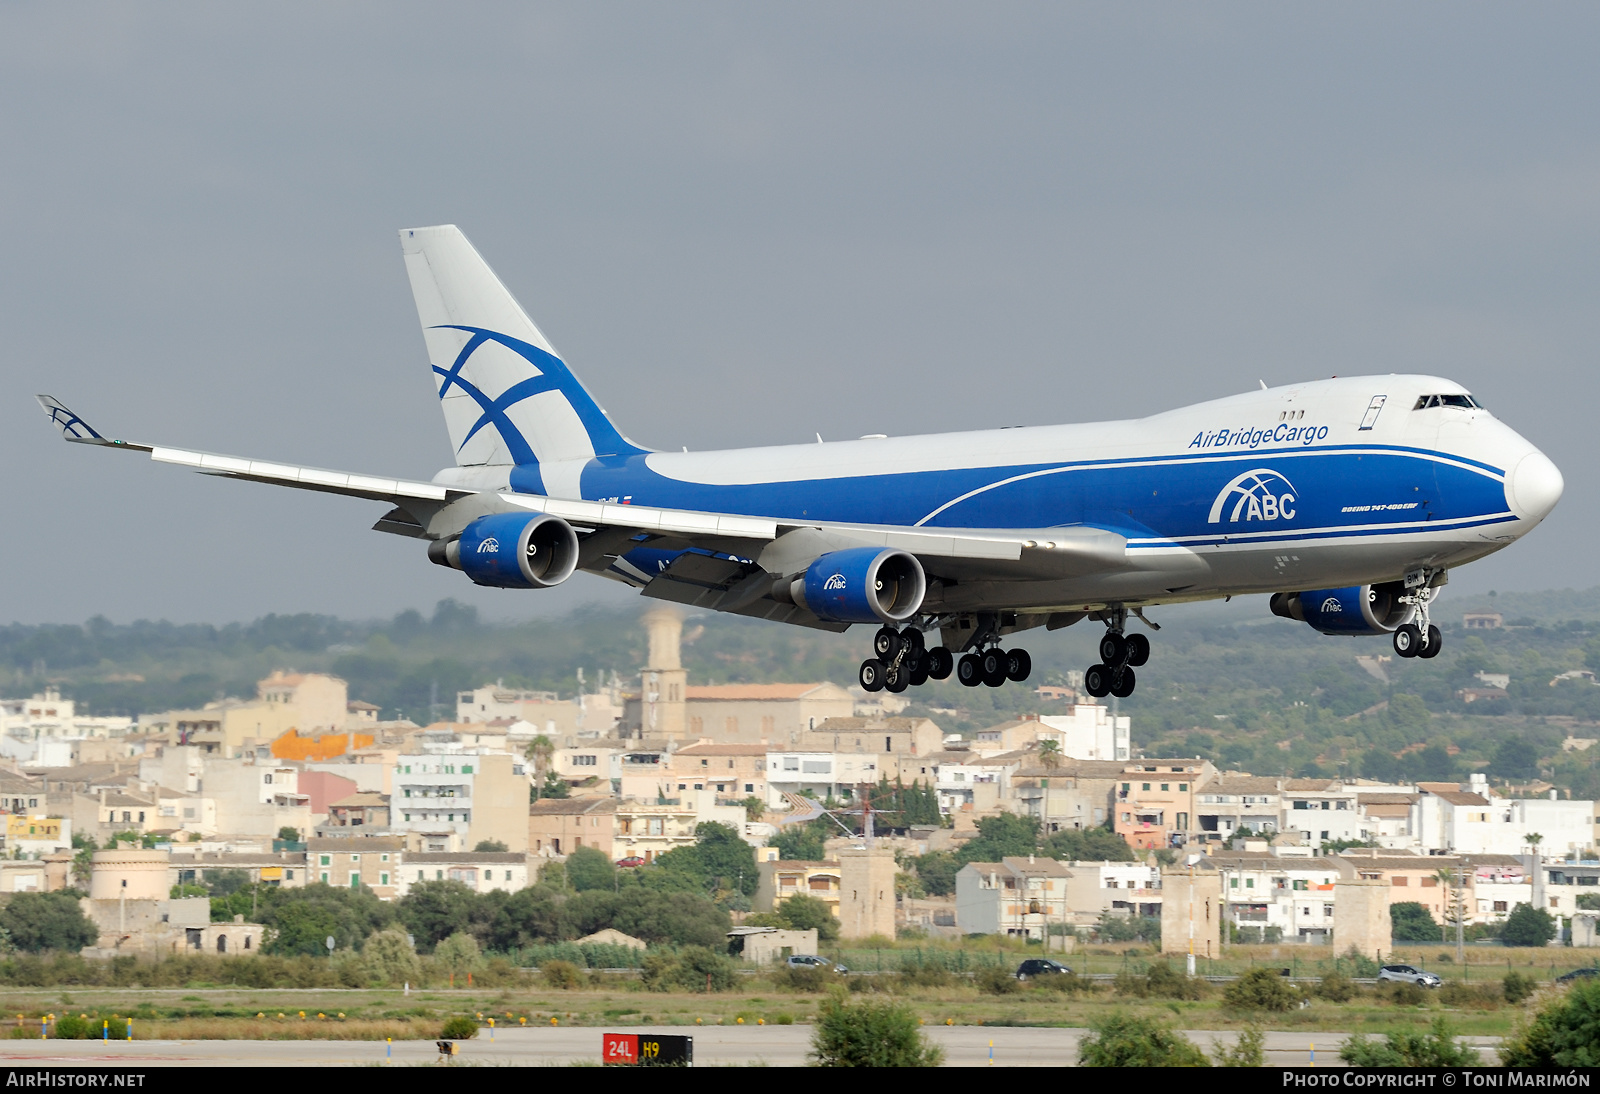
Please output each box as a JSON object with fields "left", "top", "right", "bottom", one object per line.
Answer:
{"left": 1413, "top": 394, "right": 1483, "bottom": 410}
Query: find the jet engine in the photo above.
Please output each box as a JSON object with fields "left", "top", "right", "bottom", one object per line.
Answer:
{"left": 1269, "top": 581, "right": 1413, "bottom": 636}
{"left": 427, "top": 512, "right": 579, "bottom": 589}
{"left": 789, "top": 547, "right": 926, "bottom": 625}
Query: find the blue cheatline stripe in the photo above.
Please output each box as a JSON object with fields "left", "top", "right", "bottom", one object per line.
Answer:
{"left": 432, "top": 325, "right": 647, "bottom": 461}
{"left": 913, "top": 447, "right": 1498, "bottom": 526}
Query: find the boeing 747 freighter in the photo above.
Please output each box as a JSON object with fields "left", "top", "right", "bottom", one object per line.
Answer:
{"left": 39, "top": 226, "right": 1564, "bottom": 699}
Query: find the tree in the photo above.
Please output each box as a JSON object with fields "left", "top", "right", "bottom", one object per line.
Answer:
{"left": 956, "top": 813, "right": 1040, "bottom": 864}
{"left": 773, "top": 822, "right": 828, "bottom": 862}
{"left": 1044, "top": 825, "right": 1136, "bottom": 862}
{"left": 1499, "top": 977, "right": 1600, "bottom": 1066}
{"left": 362, "top": 927, "right": 422, "bottom": 986}
{"left": 562, "top": 888, "right": 730, "bottom": 948}
{"left": 810, "top": 993, "right": 944, "bottom": 1067}
{"left": 1390, "top": 901, "right": 1442, "bottom": 942}
{"left": 654, "top": 821, "right": 757, "bottom": 897}
{"left": 565, "top": 846, "right": 616, "bottom": 892}
{"left": 277, "top": 826, "right": 301, "bottom": 842}
{"left": 263, "top": 899, "right": 344, "bottom": 956}
{"left": 534, "top": 770, "right": 570, "bottom": 800}
{"left": 472, "top": 839, "right": 509, "bottom": 853}
{"left": 1039, "top": 740, "right": 1062, "bottom": 770}
{"left": 775, "top": 894, "right": 839, "bottom": 942}
{"left": 483, "top": 886, "right": 563, "bottom": 950}
{"left": 396, "top": 880, "right": 479, "bottom": 952}
{"left": 1340, "top": 1018, "right": 1480, "bottom": 1067}
{"left": 1077, "top": 1013, "right": 1209, "bottom": 1066}
{"left": 1502, "top": 902, "right": 1557, "bottom": 948}
{"left": 1222, "top": 968, "right": 1302, "bottom": 1012}
{"left": 909, "top": 851, "right": 959, "bottom": 896}
{"left": 0, "top": 892, "right": 97, "bottom": 952}
{"left": 1494, "top": 739, "right": 1541, "bottom": 781}
{"left": 434, "top": 931, "right": 483, "bottom": 979}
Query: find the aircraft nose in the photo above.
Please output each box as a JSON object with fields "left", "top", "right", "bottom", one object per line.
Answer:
{"left": 1508, "top": 450, "right": 1563, "bottom": 523}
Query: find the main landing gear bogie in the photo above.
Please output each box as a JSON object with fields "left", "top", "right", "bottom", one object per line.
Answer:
{"left": 1084, "top": 607, "right": 1153, "bottom": 699}
{"left": 858, "top": 625, "right": 1029, "bottom": 693}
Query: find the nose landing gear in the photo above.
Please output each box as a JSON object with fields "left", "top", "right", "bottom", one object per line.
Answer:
{"left": 1392, "top": 575, "right": 1444, "bottom": 659}
{"left": 1084, "top": 606, "right": 1154, "bottom": 698}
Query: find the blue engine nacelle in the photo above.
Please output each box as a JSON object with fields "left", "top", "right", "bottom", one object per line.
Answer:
{"left": 427, "top": 512, "right": 580, "bottom": 589}
{"left": 791, "top": 547, "right": 926, "bottom": 624}
{"left": 1270, "top": 581, "right": 1412, "bottom": 635}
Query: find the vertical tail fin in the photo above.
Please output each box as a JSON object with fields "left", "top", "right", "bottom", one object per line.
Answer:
{"left": 399, "top": 225, "right": 644, "bottom": 478}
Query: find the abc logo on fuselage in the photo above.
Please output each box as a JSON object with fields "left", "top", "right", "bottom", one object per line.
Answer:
{"left": 1207, "top": 468, "right": 1298, "bottom": 524}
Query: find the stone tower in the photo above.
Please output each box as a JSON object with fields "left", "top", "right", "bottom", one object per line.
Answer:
{"left": 1333, "top": 877, "right": 1392, "bottom": 961}
{"left": 1160, "top": 863, "right": 1222, "bottom": 961}
{"left": 837, "top": 848, "right": 897, "bottom": 940}
{"left": 641, "top": 607, "right": 688, "bottom": 741}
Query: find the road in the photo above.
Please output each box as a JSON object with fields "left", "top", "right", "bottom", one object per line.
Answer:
{"left": 0, "top": 1026, "right": 1505, "bottom": 1067}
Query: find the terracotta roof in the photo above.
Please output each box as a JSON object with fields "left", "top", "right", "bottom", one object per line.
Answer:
{"left": 307, "top": 836, "right": 403, "bottom": 852}
{"left": 762, "top": 860, "right": 839, "bottom": 871}
{"left": 674, "top": 743, "right": 772, "bottom": 756}
{"left": 685, "top": 684, "right": 841, "bottom": 701}
{"left": 1432, "top": 792, "right": 1491, "bottom": 806}
{"left": 1364, "top": 804, "right": 1411, "bottom": 818}
{"left": 329, "top": 793, "right": 389, "bottom": 809}
{"left": 809, "top": 717, "right": 935, "bottom": 731}
{"left": 1358, "top": 793, "right": 1418, "bottom": 805}
{"left": 1417, "top": 781, "right": 1466, "bottom": 794}
{"left": 528, "top": 797, "right": 617, "bottom": 817}
{"left": 1204, "top": 777, "right": 1284, "bottom": 794}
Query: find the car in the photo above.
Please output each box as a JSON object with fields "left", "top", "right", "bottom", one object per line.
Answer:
{"left": 786, "top": 955, "right": 849, "bottom": 974}
{"left": 1557, "top": 967, "right": 1600, "bottom": 983}
{"left": 1015, "top": 959, "right": 1073, "bottom": 981}
{"left": 1377, "top": 964, "right": 1442, "bottom": 988}
{"left": 614, "top": 856, "right": 645, "bottom": 868}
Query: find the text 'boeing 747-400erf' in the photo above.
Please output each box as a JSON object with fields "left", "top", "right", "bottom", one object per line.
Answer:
{"left": 38, "top": 225, "right": 1564, "bottom": 699}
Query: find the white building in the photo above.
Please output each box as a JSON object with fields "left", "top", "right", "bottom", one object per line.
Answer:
{"left": 1211, "top": 850, "right": 1343, "bottom": 942}
{"left": 1412, "top": 776, "right": 1594, "bottom": 858}
{"left": 763, "top": 751, "right": 883, "bottom": 807}
{"left": 1037, "top": 706, "right": 1130, "bottom": 762}
{"left": 0, "top": 688, "right": 133, "bottom": 766}
{"left": 931, "top": 750, "right": 1027, "bottom": 814}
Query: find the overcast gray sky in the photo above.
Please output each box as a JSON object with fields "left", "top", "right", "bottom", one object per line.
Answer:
{"left": 4, "top": 4, "right": 1596, "bottom": 625}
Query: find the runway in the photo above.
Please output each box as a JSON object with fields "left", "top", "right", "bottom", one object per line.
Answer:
{"left": 0, "top": 1026, "right": 1505, "bottom": 1066}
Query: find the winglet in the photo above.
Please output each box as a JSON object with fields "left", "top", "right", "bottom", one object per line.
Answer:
{"left": 34, "top": 396, "right": 145, "bottom": 449}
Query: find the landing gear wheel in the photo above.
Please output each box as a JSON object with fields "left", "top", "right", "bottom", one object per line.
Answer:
{"left": 981, "top": 649, "right": 1008, "bottom": 687}
{"left": 957, "top": 653, "right": 984, "bottom": 687}
{"left": 873, "top": 626, "right": 903, "bottom": 660}
{"left": 1006, "top": 648, "right": 1032, "bottom": 682}
{"left": 1125, "top": 633, "right": 1151, "bottom": 667}
{"left": 900, "top": 627, "right": 926, "bottom": 655}
{"left": 884, "top": 662, "right": 910, "bottom": 693}
{"left": 1099, "top": 632, "right": 1128, "bottom": 664}
{"left": 1084, "top": 664, "right": 1112, "bottom": 698}
{"left": 1418, "top": 625, "right": 1443, "bottom": 659}
{"left": 925, "top": 647, "right": 954, "bottom": 680}
{"left": 1393, "top": 624, "right": 1422, "bottom": 658}
{"left": 859, "top": 659, "right": 887, "bottom": 692}
{"left": 1110, "top": 666, "right": 1137, "bottom": 699}
{"left": 909, "top": 664, "right": 930, "bottom": 687}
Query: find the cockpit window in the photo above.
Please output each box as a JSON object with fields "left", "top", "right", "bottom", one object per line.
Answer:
{"left": 1412, "top": 394, "right": 1482, "bottom": 410}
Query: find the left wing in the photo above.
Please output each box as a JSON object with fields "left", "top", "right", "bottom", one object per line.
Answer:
{"left": 37, "top": 395, "right": 1131, "bottom": 618}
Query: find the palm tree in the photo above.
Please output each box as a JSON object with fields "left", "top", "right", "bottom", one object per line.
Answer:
{"left": 1039, "top": 739, "right": 1063, "bottom": 771}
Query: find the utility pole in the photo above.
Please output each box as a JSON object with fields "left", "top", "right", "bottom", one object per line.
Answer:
{"left": 1187, "top": 858, "right": 1196, "bottom": 977}
{"left": 1456, "top": 863, "right": 1466, "bottom": 965}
